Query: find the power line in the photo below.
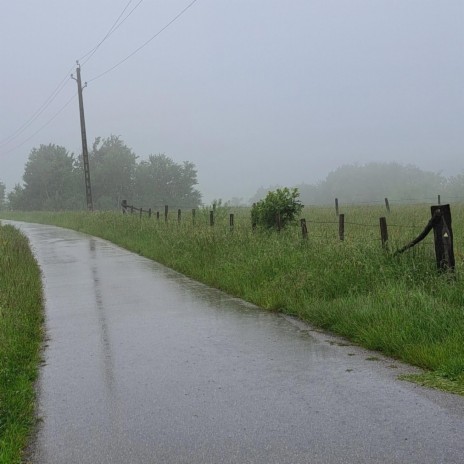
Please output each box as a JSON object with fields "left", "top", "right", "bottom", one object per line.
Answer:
{"left": 0, "top": 1, "right": 146, "bottom": 150}
{"left": 1, "top": 93, "right": 77, "bottom": 156}
{"left": 80, "top": 0, "right": 145, "bottom": 66}
{"left": 88, "top": 0, "right": 199, "bottom": 83}
{"left": 0, "top": 67, "right": 74, "bottom": 147}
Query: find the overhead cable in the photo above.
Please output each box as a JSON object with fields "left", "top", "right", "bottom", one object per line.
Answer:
{"left": 88, "top": 0, "right": 198, "bottom": 83}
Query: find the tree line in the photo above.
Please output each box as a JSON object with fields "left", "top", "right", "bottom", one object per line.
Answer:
{"left": 5, "top": 136, "right": 202, "bottom": 211}
{"left": 251, "top": 162, "right": 464, "bottom": 205}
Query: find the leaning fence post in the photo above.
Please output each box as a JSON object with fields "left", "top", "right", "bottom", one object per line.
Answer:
{"left": 335, "top": 198, "right": 339, "bottom": 217}
{"left": 385, "top": 198, "right": 390, "bottom": 213}
{"left": 430, "top": 204, "right": 455, "bottom": 271}
{"left": 164, "top": 205, "right": 168, "bottom": 222}
{"left": 338, "top": 213, "right": 345, "bottom": 241}
{"left": 379, "top": 217, "right": 389, "bottom": 249}
{"left": 300, "top": 218, "right": 308, "bottom": 240}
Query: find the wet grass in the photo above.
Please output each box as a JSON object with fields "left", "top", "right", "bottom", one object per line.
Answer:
{"left": 0, "top": 224, "right": 43, "bottom": 464}
{"left": 1, "top": 204, "right": 464, "bottom": 395}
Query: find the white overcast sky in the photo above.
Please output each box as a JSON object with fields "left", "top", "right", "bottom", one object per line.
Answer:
{"left": 1, "top": 0, "right": 463, "bottom": 202}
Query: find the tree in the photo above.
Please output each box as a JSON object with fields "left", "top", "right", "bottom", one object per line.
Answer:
{"left": 251, "top": 187, "right": 303, "bottom": 229}
{"left": 0, "top": 181, "right": 5, "bottom": 210}
{"left": 133, "top": 154, "right": 201, "bottom": 208}
{"left": 86, "top": 135, "right": 138, "bottom": 210}
{"left": 17, "top": 144, "right": 82, "bottom": 210}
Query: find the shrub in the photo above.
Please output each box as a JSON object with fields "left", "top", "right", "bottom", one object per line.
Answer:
{"left": 251, "top": 187, "right": 303, "bottom": 229}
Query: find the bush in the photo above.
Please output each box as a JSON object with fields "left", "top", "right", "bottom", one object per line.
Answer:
{"left": 251, "top": 187, "right": 303, "bottom": 229}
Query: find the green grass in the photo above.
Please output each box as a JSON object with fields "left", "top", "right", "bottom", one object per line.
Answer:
{"left": 0, "top": 224, "right": 43, "bottom": 464}
{"left": 2, "top": 204, "right": 464, "bottom": 396}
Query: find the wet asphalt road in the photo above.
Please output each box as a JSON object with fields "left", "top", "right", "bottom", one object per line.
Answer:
{"left": 8, "top": 221, "right": 464, "bottom": 463}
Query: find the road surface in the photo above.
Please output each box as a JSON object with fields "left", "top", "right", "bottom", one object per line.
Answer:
{"left": 7, "top": 221, "right": 464, "bottom": 464}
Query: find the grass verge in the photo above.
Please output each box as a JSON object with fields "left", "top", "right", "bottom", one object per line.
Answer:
{"left": 1, "top": 208, "right": 463, "bottom": 396}
{"left": 0, "top": 224, "right": 43, "bottom": 464}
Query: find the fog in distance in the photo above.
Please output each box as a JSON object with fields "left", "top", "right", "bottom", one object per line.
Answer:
{"left": 1, "top": 1, "right": 462, "bottom": 203}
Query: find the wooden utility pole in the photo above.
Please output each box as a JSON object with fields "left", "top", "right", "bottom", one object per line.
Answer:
{"left": 72, "top": 62, "right": 93, "bottom": 211}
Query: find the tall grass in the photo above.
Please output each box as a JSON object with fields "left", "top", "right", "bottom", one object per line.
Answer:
{"left": 0, "top": 225, "right": 43, "bottom": 463}
{"left": 2, "top": 204, "right": 463, "bottom": 394}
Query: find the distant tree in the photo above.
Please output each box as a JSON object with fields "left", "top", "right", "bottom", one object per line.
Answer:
{"left": 133, "top": 154, "right": 201, "bottom": 208}
{"left": 0, "top": 181, "right": 5, "bottom": 210}
{"left": 7, "top": 184, "right": 25, "bottom": 210}
{"left": 84, "top": 135, "right": 137, "bottom": 210}
{"left": 251, "top": 187, "right": 303, "bottom": 229}
{"left": 14, "top": 144, "right": 82, "bottom": 210}
{"left": 296, "top": 162, "right": 446, "bottom": 205}
{"left": 443, "top": 172, "right": 464, "bottom": 200}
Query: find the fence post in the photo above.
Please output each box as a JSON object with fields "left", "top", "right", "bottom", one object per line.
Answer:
{"left": 430, "top": 204, "right": 455, "bottom": 271}
{"left": 148, "top": 208, "right": 152, "bottom": 218}
{"left": 438, "top": 194, "right": 441, "bottom": 205}
{"left": 178, "top": 209, "right": 181, "bottom": 223}
{"left": 300, "top": 218, "right": 308, "bottom": 240}
{"left": 157, "top": 211, "right": 160, "bottom": 221}
{"left": 338, "top": 213, "right": 345, "bottom": 241}
{"left": 210, "top": 210, "right": 214, "bottom": 227}
{"left": 335, "top": 198, "right": 339, "bottom": 217}
{"left": 230, "top": 213, "right": 234, "bottom": 231}
{"left": 385, "top": 198, "right": 390, "bottom": 213}
{"left": 121, "top": 199, "right": 127, "bottom": 214}
{"left": 379, "top": 216, "right": 388, "bottom": 249}
{"left": 192, "top": 209, "right": 196, "bottom": 225}
{"left": 164, "top": 205, "right": 168, "bottom": 222}
{"left": 130, "top": 205, "right": 134, "bottom": 214}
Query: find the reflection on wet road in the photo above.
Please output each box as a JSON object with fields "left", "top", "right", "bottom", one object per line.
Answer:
{"left": 9, "top": 222, "right": 464, "bottom": 463}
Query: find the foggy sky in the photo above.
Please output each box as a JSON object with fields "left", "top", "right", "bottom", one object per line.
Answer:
{"left": 1, "top": 0, "right": 463, "bottom": 203}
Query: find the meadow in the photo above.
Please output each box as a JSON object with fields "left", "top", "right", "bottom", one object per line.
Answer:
{"left": 1, "top": 202, "right": 464, "bottom": 396}
{"left": 0, "top": 225, "right": 43, "bottom": 464}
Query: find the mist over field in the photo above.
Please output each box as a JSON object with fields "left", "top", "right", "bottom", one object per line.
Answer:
{"left": 1, "top": 1, "right": 463, "bottom": 204}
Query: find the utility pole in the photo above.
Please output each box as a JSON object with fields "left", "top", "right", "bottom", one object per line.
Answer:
{"left": 72, "top": 62, "right": 93, "bottom": 211}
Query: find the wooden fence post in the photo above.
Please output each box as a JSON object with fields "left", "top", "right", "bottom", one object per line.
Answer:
{"left": 379, "top": 217, "right": 388, "bottom": 248}
{"left": 164, "top": 205, "right": 168, "bottom": 222}
{"left": 192, "top": 209, "right": 196, "bottom": 225}
{"left": 157, "top": 211, "right": 160, "bottom": 221}
{"left": 338, "top": 214, "right": 345, "bottom": 241}
{"left": 148, "top": 208, "right": 152, "bottom": 218}
{"left": 121, "top": 199, "right": 127, "bottom": 214}
{"left": 210, "top": 210, "right": 214, "bottom": 226}
{"left": 230, "top": 213, "right": 234, "bottom": 231}
{"left": 300, "top": 218, "right": 308, "bottom": 240}
{"left": 438, "top": 194, "right": 441, "bottom": 205}
{"left": 178, "top": 209, "right": 181, "bottom": 223}
{"left": 430, "top": 204, "right": 455, "bottom": 271}
{"left": 335, "top": 198, "right": 339, "bottom": 217}
{"left": 385, "top": 198, "right": 390, "bottom": 213}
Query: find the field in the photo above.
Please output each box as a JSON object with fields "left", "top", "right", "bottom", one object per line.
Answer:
{"left": 0, "top": 225, "right": 43, "bottom": 464}
{"left": 1, "top": 202, "right": 464, "bottom": 396}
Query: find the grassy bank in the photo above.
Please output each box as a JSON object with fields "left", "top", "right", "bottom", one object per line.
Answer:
{"left": 2, "top": 206, "right": 464, "bottom": 395}
{"left": 0, "top": 224, "right": 43, "bottom": 463}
